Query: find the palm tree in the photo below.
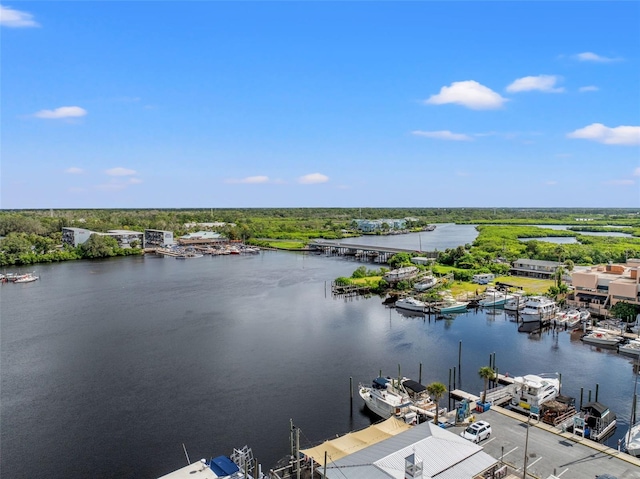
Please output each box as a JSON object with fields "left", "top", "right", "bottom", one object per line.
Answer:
{"left": 426, "top": 382, "right": 447, "bottom": 425}
{"left": 478, "top": 366, "right": 495, "bottom": 404}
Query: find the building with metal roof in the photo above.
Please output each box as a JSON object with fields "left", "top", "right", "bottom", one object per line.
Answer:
{"left": 302, "top": 418, "right": 498, "bottom": 479}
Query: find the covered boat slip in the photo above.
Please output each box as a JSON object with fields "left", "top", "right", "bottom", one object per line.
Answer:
{"left": 300, "top": 417, "right": 411, "bottom": 465}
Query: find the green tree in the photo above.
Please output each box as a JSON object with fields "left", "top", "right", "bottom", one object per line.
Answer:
{"left": 80, "top": 234, "right": 119, "bottom": 258}
{"left": 478, "top": 366, "right": 495, "bottom": 404}
{"left": 610, "top": 301, "right": 640, "bottom": 323}
{"left": 426, "top": 382, "right": 447, "bottom": 425}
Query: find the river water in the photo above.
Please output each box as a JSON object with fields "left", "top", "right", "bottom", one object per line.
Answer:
{"left": 1, "top": 228, "right": 637, "bottom": 479}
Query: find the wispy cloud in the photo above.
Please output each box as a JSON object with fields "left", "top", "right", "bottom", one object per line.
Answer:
{"left": 34, "top": 106, "right": 87, "bottom": 119}
{"left": 506, "top": 75, "right": 564, "bottom": 93}
{"left": 225, "top": 175, "right": 270, "bottom": 184}
{"left": 574, "top": 52, "right": 622, "bottom": 63}
{"left": 545, "top": 180, "right": 558, "bottom": 186}
{"left": 425, "top": 80, "right": 507, "bottom": 110}
{"left": 567, "top": 123, "right": 640, "bottom": 145}
{"left": 96, "top": 177, "right": 142, "bottom": 191}
{"left": 65, "top": 167, "right": 85, "bottom": 174}
{"left": 579, "top": 85, "right": 599, "bottom": 93}
{"left": 456, "top": 170, "right": 471, "bottom": 177}
{"left": 0, "top": 5, "right": 39, "bottom": 27}
{"left": 603, "top": 179, "right": 635, "bottom": 186}
{"left": 105, "top": 167, "right": 137, "bottom": 176}
{"left": 634, "top": 167, "right": 640, "bottom": 177}
{"left": 411, "top": 130, "right": 472, "bottom": 141}
{"left": 298, "top": 173, "right": 329, "bottom": 184}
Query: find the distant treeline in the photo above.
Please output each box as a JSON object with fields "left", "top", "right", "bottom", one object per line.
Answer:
{"left": 0, "top": 208, "right": 639, "bottom": 267}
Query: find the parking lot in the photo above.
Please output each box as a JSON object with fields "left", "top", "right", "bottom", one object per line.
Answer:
{"left": 448, "top": 406, "right": 640, "bottom": 479}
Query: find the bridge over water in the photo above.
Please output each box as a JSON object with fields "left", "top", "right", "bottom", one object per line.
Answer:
{"left": 307, "top": 240, "right": 440, "bottom": 263}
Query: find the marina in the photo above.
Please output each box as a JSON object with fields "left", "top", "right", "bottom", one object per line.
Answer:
{"left": 2, "top": 244, "right": 640, "bottom": 478}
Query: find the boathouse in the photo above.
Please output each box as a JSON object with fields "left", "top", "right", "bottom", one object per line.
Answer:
{"left": 383, "top": 266, "right": 419, "bottom": 283}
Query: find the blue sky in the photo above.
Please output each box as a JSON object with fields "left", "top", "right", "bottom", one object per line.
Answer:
{"left": 2, "top": 1, "right": 639, "bottom": 209}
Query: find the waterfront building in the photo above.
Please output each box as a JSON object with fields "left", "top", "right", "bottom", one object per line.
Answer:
{"left": 144, "top": 229, "right": 174, "bottom": 247}
{"left": 568, "top": 259, "right": 640, "bottom": 311}
{"left": 301, "top": 418, "right": 498, "bottom": 479}
{"left": 178, "top": 230, "right": 227, "bottom": 246}
{"left": 353, "top": 218, "right": 407, "bottom": 232}
{"left": 61, "top": 227, "right": 93, "bottom": 247}
{"left": 61, "top": 227, "right": 143, "bottom": 248}
{"left": 510, "top": 259, "right": 562, "bottom": 279}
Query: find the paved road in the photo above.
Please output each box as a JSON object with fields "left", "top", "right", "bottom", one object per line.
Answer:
{"left": 448, "top": 406, "right": 640, "bottom": 479}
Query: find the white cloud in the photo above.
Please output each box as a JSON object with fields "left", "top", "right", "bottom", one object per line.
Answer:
{"left": 65, "top": 167, "right": 84, "bottom": 174}
{"left": 298, "top": 173, "right": 329, "bottom": 184}
{"left": 105, "top": 167, "right": 137, "bottom": 176}
{"left": 225, "top": 175, "right": 270, "bottom": 184}
{"left": 579, "top": 85, "right": 599, "bottom": 92}
{"left": 545, "top": 180, "right": 558, "bottom": 186}
{"left": 412, "top": 130, "right": 472, "bottom": 141}
{"left": 34, "top": 106, "right": 87, "bottom": 119}
{"left": 425, "top": 80, "right": 507, "bottom": 110}
{"left": 603, "top": 179, "right": 635, "bottom": 186}
{"left": 575, "top": 52, "right": 621, "bottom": 63}
{"left": 633, "top": 167, "right": 640, "bottom": 177}
{"left": 506, "top": 75, "right": 564, "bottom": 93}
{"left": 567, "top": 123, "right": 640, "bottom": 145}
{"left": 128, "top": 177, "right": 143, "bottom": 184}
{"left": 0, "top": 5, "right": 39, "bottom": 27}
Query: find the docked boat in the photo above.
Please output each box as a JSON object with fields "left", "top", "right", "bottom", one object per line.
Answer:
{"left": 358, "top": 377, "right": 418, "bottom": 424}
{"left": 509, "top": 373, "right": 561, "bottom": 415}
{"left": 14, "top": 273, "right": 39, "bottom": 283}
{"left": 395, "top": 297, "right": 427, "bottom": 313}
{"left": 581, "top": 328, "right": 624, "bottom": 347}
{"left": 359, "top": 376, "right": 441, "bottom": 424}
{"left": 519, "top": 296, "right": 558, "bottom": 323}
{"left": 478, "top": 289, "right": 513, "bottom": 308}
{"left": 579, "top": 309, "right": 591, "bottom": 322}
{"left": 624, "top": 422, "right": 640, "bottom": 457}
{"left": 504, "top": 293, "right": 526, "bottom": 312}
{"left": 577, "top": 401, "right": 617, "bottom": 442}
{"left": 437, "top": 299, "right": 469, "bottom": 314}
{"left": 414, "top": 276, "right": 437, "bottom": 291}
{"left": 618, "top": 338, "right": 640, "bottom": 356}
{"left": 158, "top": 445, "right": 265, "bottom": 479}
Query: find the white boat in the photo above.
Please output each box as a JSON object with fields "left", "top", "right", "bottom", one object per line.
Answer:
{"left": 509, "top": 373, "right": 561, "bottom": 415}
{"left": 504, "top": 293, "right": 526, "bottom": 311}
{"left": 436, "top": 298, "right": 469, "bottom": 313}
{"left": 618, "top": 339, "right": 640, "bottom": 356}
{"left": 624, "top": 422, "right": 640, "bottom": 457}
{"left": 359, "top": 377, "right": 418, "bottom": 424}
{"left": 579, "top": 309, "right": 591, "bottom": 322}
{"left": 158, "top": 445, "right": 265, "bottom": 479}
{"left": 581, "top": 328, "right": 624, "bottom": 347}
{"left": 395, "top": 297, "right": 427, "bottom": 312}
{"left": 414, "top": 276, "right": 437, "bottom": 291}
{"left": 519, "top": 296, "right": 558, "bottom": 323}
{"left": 14, "top": 273, "right": 39, "bottom": 283}
{"left": 478, "top": 289, "right": 513, "bottom": 308}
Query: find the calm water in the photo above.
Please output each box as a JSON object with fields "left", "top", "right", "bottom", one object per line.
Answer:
{"left": 1, "top": 242, "right": 637, "bottom": 478}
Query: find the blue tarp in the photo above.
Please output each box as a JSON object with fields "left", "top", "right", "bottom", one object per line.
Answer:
{"left": 209, "top": 455, "right": 240, "bottom": 477}
{"left": 373, "top": 377, "right": 389, "bottom": 388}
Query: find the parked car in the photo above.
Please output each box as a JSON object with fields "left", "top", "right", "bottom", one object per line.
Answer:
{"left": 460, "top": 420, "right": 492, "bottom": 443}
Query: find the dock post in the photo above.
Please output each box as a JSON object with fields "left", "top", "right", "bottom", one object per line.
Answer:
{"left": 588, "top": 389, "right": 592, "bottom": 403}
{"left": 448, "top": 368, "right": 452, "bottom": 411}
{"left": 595, "top": 383, "right": 599, "bottom": 402}
{"left": 419, "top": 362, "right": 423, "bottom": 385}
{"left": 350, "top": 377, "right": 353, "bottom": 401}
{"left": 453, "top": 366, "right": 456, "bottom": 390}
{"left": 458, "top": 341, "right": 462, "bottom": 383}
{"left": 379, "top": 369, "right": 382, "bottom": 378}
{"left": 492, "top": 352, "right": 496, "bottom": 375}
{"left": 398, "top": 364, "right": 401, "bottom": 380}
{"left": 580, "top": 388, "right": 584, "bottom": 410}
{"left": 495, "top": 367, "right": 499, "bottom": 387}
{"left": 559, "top": 373, "right": 562, "bottom": 393}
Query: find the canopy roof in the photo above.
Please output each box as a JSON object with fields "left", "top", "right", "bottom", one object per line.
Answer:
{"left": 403, "top": 379, "right": 426, "bottom": 394}
{"left": 300, "top": 417, "right": 411, "bottom": 465}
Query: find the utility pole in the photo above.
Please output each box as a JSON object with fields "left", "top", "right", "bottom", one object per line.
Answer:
{"left": 522, "top": 414, "right": 531, "bottom": 479}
